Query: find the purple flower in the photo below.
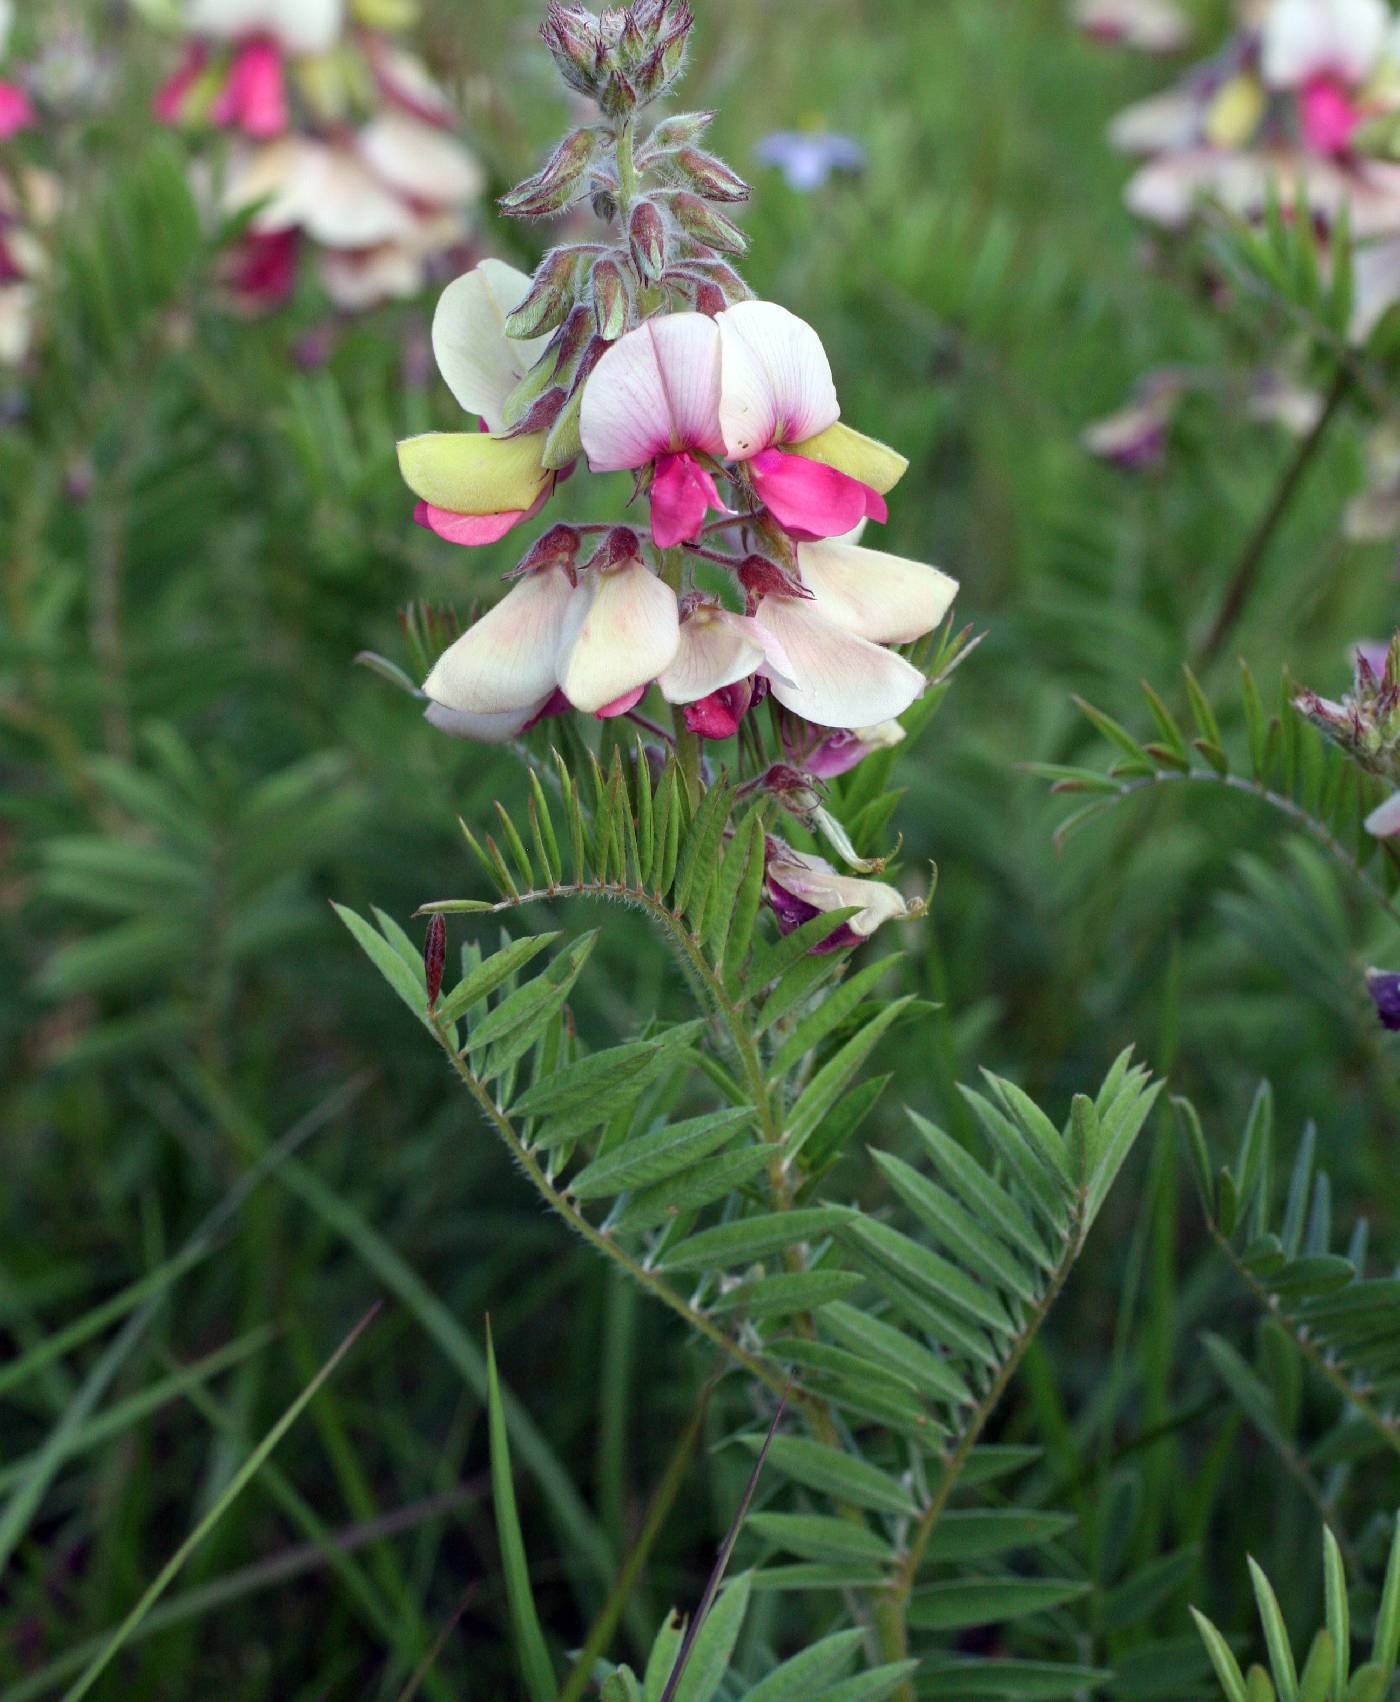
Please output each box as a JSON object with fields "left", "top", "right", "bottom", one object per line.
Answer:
{"left": 755, "top": 131, "right": 866, "bottom": 193}
{"left": 1366, "top": 968, "right": 1400, "bottom": 1031}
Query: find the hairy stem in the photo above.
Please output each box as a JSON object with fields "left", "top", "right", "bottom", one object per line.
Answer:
{"left": 874, "top": 1199, "right": 1088, "bottom": 1689}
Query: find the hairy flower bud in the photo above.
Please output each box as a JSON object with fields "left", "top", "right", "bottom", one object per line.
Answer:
{"left": 543, "top": 386, "right": 586, "bottom": 469}
{"left": 424, "top": 914, "right": 446, "bottom": 1010}
{"left": 1296, "top": 635, "right": 1400, "bottom": 783}
{"left": 505, "top": 247, "right": 584, "bottom": 340}
{"left": 629, "top": 200, "right": 668, "bottom": 280}
{"left": 669, "top": 191, "right": 748, "bottom": 255}
{"left": 600, "top": 68, "right": 638, "bottom": 118}
{"left": 499, "top": 128, "right": 600, "bottom": 218}
{"left": 586, "top": 526, "right": 642, "bottom": 572}
{"left": 503, "top": 387, "right": 568, "bottom": 440}
{"left": 672, "top": 146, "right": 750, "bottom": 203}
{"left": 591, "top": 256, "right": 629, "bottom": 341}
{"left": 512, "top": 523, "right": 584, "bottom": 582}
{"left": 643, "top": 110, "right": 716, "bottom": 155}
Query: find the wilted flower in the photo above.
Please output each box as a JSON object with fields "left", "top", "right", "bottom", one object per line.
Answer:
{"left": 755, "top": 130, "right": 866, "bottom": 192}
{"left": 765, "top": 839, "right": 915, "bottom": 953}
{"left": 1083, "top": 371, "right": 1187, "bottom": 471}
{"left": 795, "top": 719, "right": 907, "bottom": 778}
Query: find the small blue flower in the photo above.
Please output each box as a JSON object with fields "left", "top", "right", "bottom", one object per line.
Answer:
{"left": 755, "top": 130, "right": 866, "bottom": 193}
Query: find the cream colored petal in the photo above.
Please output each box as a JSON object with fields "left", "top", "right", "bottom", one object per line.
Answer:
{"left": 556, "top": 561, "right": 681, "bottom": 713}
{"left": 433, "top": 260, "right": 553, "bottom": 432}
{"left": 359, "top": 111, "right": 485, "bottom": 209}
{"left": 397, "top": 431, "right": 549, "bottom": 514}
{"left": 1108, "top": 88, "right": 1202, "bottom": 156}
{"left": 797, "top": 539, "right": 959, "bottom": 645}
{"left": 297, "top": 143, "right": 418, "bottom": 247}
{"left": 717, "top": 300, "right": 840, "bottom": 459}
{"left": 790, "top": 421, "right": 908, "bottom": 495}
{"left": 0, "top": 283, "right": 33, "bottom": 366}
{"left": 753, "top": 596, "right": 926, "bottom": 728}
{"left": 1262, "top": 0, "right": 1387, "bottom": 87}
{"left": 1366, "top": 790, "right": 1400, "bottom": 837}
{"left": 186, "top": 0, "right": 344, "bottom": 53}
{"left": 422, "top": 568, "right": 573, "bottom": 715}
{"left": 657, "top": 605, "right": 766, "bottom": 703}
{"left": 424, "top": 698, "right": 549, "bottom": 745}
{"left": 321, "top": 243, "right": 422, "bottom": 310}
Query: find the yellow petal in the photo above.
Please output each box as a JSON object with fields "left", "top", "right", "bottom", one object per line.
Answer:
{"left": 1204, "top": 74, "right": 1265, "bottom": 150}
{"left": 791, "top": 421, "right": 909, "bottom": 495}
{"left": 397, "top": 431, "right": 549, "bottom": 514}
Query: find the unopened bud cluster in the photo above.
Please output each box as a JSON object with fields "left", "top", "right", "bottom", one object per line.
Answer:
{"left": 1296, "top": 635, "right": 1400, "bottom": 784}
{"left": 491, "top": 4, "right": 752, "bottom": 470}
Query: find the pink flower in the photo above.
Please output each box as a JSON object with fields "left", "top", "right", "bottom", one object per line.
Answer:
{"left": 1299, "top": 74, "right": 1363, "bottom": 154}
{"left": 0, "top": 80, "right": 34, "bottom": 140}
{"left": 209, "top": 36, "right": 288, "bottom": 139}
{"left": 580, "top": 301, "right": 907, "bottom": 547}
{"left": 579, "top": 313, "right": 730, "bottom": 548}
{"left": 765, "top": 840, "right": 913, "bottom": 954}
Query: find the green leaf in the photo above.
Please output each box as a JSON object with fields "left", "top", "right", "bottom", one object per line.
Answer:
{"left": 785, "top": 1000, "right": 914, "bottom": 1160}
{"left": 1323, "top": 1527, "right": 1349, "bottom": 1702}
{"left": 1193, "top": 1608, "right": 1249, "bottom": 1702}
{"left": 644, "top": 1612, "right": 686, "bottom": 1702}
{"left": 815, "top": 1664, "right": 920, "bottom": 1702}
{"left": 918, "top": 1657, "right": 1112, "bottom": 1697}
{"left": 1249, "top": 1558, "right": 1299, "bottom": 1702}
{"left": 746, "top": 1512, "right": 891, "bottom": 1565}
{"left": 837, "top": 1213, "right": 1012, "bottom": 1341}
{"left": 749, "top": 1436, "right": 916, "bottom": 1516}
{"left": 468, "top": 932, "right": 597, "bottom": 1054}
{"left": 659, "top": 1209, "right": 846, "bottom": 1274}
{"left": 741, "top": 1629, "right": 864, "bottom": 1701}
{"left": 436, "top": 933, "right": 562, "bottom": 1024}
{"left": 487, "top": 1321, "right": 556, "bottom": 1702}
{"left": 333, "top": 904, "right": 434, "bottom": 1030}
{"left": 1371, "top": 1513, "right": 1400, "bottom": 1673}
{"left": 569, "top": 1108, "right": 751, "bottom": 1201}
{"left": 514, "top": 1038, "right": 674, "bottom": 1121}
{"left": 707, "top": 1271, "right": 865, "bottom": 1319}
{"left": 906, "top": 1576, "right": 1090, "bottom": 1631}
{"left": 819, "top": 1300, "right": 974, "bottom": 1406}
{"left": 923, "top": 1509, "right": 1077, "bottom": 1564}
{"left": 613, "top": 1146, "right": 774, "bottom": 1233}
{"left": 869, "top": 1148, "right": 1037, "bottom": 1304}
{"left": 769, "top": 958, "right": 903, "bottom": 1080}
{"left": 671, "top": 1572, "right": 751, "bottom": 1702}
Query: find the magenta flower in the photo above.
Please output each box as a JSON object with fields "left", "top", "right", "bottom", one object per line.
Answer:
{"left": 580, "top": 300, "right": 901, "bottom": 548}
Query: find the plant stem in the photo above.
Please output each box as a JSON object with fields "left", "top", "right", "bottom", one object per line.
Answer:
{"left": 873, "top": 1200, "right": 1088, "bottom": 1692}
{"left": 1196, "top": 365, "right": 1352, "bottom": 667}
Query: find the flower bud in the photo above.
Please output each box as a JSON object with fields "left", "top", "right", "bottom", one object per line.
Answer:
{"left": 499, "top": 127, "right": 600, "bottom": 219}
{"left": 540, "top": 4, "right": 602, "bottom": 94}
{"left": 1296, "top": 634, "right": 1400, "bottom": 783}
{"left": 503, "top": 387, "right": 568, "bottom": 439}
{"left": 738, "top": 554, "right": 808, "bottom": 602}
{"left": 1367, "top": 968, "right": 1400, "bottom": 1031}
{"left": 591, "top": 187, "right": 619, "bottom": 224}
{"left": 688, "top": 258, "right": 751, "bottom": 301}
{"left": 600, "top": 68, "right": 638, "bottom": 118}
{"left": 669, "top": 192, "right": 748, "bottom": 255}
{"left": 643, "top": 110, "right": 716, "bottom": 154}
{"left": 586, "top": 526, "right": 642, "bottom": 573}
{"left": 694, "top": 282, "right": 727, "bottom": 317}
{"left": 629, "top": 200, "right": 668, "bottom": 280}
{"left": 673, "top": 146, "right": 750, "bottom": 203}
{"left": 512, "top": 524, "right": 583, "bottom": 582}
{"left": 505, "top": 247, "right": 585, "bottom": 340}
{"left": 591, "top": 256, "right": 629, "bottom": 341}
{"left": 424, "top": 914, "right": 446, "bottom": 1010}
{"left": 543, "top": 385, "right": 585, "bottom": 470}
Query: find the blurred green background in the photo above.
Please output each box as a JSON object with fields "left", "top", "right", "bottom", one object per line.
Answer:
{"left": 4, "top": 0, "right": 1400, "bottom": 1693}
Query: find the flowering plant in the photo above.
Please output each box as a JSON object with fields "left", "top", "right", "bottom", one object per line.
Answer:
{"left": 147, "top": 0, "right": 483, "bottom": 309}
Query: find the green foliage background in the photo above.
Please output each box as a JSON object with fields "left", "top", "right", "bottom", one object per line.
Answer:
{"left": 5, "top": 0, "right": 1400, "bottom": 1694}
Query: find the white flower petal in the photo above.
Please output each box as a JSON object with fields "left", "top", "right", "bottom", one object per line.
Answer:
{"left": 359, "top": 111, "right": 485, "bottom": 209}
{"left": 797, "top": 539, "right": 959, "bottom": 645}
{"left": 422, "top": 567, "right": 574, "bottom": 716}
{"left": 556, "top": 560, "right": 681, "bottom": 713}
{"left": 230, "top": 138, "right": 416, "bottom": 245}
{"left": 424, "top": 698, "right": 549, "bottom": 745}
{"left": 1366, "top": 791, "right": 1400, "bottom": 838}
{"left": 657, "top": 605, "right": 766, "bottom": 703}
{"left": 579, "top": 313, "right": 725, "bottom": 472}
{"left": 432, "top": 259, "right": 548, "bottom": 431}
{"left": 185, "top": 0, "right": 344, "bottom": 55}
{"left": 753, "top": 595, "right": 926, "bottom": 728}
{"left": 321, "top": 243, "right": 423, "bottom": 309}
{"left": 717, "top": 300, "right": 840, "bottom": 460}
{"left": 1108, "top": 88, "right": 1203, "bottom": 155}
{"left": 1261, "top": 0, "right": 1387, "bottom": 87}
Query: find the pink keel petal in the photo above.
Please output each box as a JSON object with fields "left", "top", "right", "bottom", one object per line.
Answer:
{"left": 650, "top": 452, "right": 727, "bottom": 548}
{"left": 595, "top": 685, "right": 648, "bottom": 719}
{"left": 1301, "top": 76, "right": 1362, "bottom": 154}
{"left": 227, "top": 228, "right": 300, "bottom": 308}
{"left": 413, "top": 478, "right": 552, "bottom": 548}
{"left": 0, "top": 82, "right": 34, "bottom": 140}
{"left": 749, "top": 448, "right": 886, "bottom": 541}
{"left": 213, "top": 40, "right": 289, "bottom": 140}
{"left": 684, "top": 681, "right": 753, "bottom": 739}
